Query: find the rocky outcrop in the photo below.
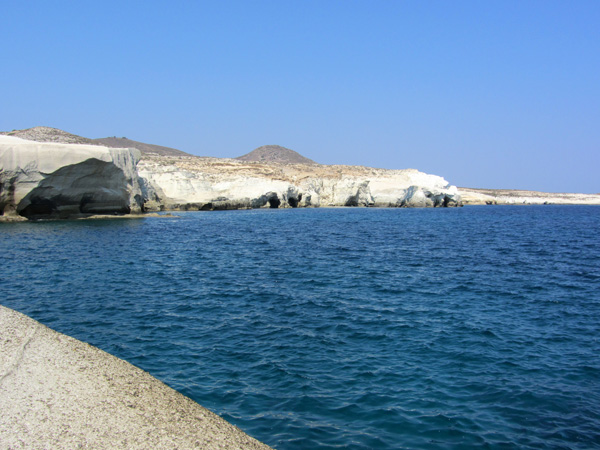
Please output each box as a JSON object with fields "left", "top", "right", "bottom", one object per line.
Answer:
{"left": 138, "top": 155, "right": 462, "bottom": 211}
{"left": 0, "top": 136, "right": 143, "bottom": 220}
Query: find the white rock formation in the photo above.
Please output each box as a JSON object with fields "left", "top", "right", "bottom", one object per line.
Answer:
{"left": 0, "top": 136, "right": 143, "bottom": 219}
{"left": 0, "top": 134, "right": 462, "bottom": 219}
{"left": 459, "top": 187, "right": 600, "bottom": 205}
{"left": 137, "top": 155, "right": 462, "bottom": 210}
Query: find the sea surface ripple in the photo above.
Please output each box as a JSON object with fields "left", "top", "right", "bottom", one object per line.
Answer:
{"left": 2, "top": 206, "right": 599, "bottom": 449}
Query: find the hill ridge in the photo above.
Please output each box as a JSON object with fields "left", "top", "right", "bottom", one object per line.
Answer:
{"left": 0, "top": 126, "right": 192, "bottom": 157}
{"left": 0, "top": 126, "right": 94, "bottom": 145}
{"left": 92, "top": 136, "right": 191, "bottom": 157}
{"left": 236, "top": 145, "right": 317, "bottom": 165}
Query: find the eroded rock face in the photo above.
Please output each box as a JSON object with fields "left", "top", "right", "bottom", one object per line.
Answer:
{"left": 137, "top": 155, "right": 462, "bottom": 210}
{"left": 0, "top": 136, "right": 143, "bottom": 220}
{"left": 0, "top": 134, "right": 462, "bottom": 218}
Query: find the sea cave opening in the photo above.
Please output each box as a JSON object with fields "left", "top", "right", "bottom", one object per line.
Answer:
{"left": 268, "top": 196, "right": 281, "bottom": 208}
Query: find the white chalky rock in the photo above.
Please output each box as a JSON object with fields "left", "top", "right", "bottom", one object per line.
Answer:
{"left": 0, "top": 136, "right": 143, "bottom": 219}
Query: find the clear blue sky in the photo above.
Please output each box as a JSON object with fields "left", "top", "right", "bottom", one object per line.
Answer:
{"left": 2, "top": 1, "right": 599, "bottom": 193}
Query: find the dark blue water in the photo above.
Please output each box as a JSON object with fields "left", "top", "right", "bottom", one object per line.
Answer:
{"left": 2, "top": 206, "right": 600, "bottom": 449}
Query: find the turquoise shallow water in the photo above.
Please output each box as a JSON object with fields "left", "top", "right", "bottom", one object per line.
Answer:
{"left": 2, "top": 206, "right": 600, "bottom": 449}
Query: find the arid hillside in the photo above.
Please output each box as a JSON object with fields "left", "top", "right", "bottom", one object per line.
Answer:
{"left": 1, "top": 127, "right": 191, "bottom": 157}
{"left": 236, "top": 145, "right": 317, "bottom": 165}
{"left": 1, "top": 126, "right": 94, "bottom": 145}
{"left": 92, "top": 136, "right": 192, "bottom": 157}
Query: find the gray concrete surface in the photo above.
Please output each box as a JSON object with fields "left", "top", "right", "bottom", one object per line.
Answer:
{"left": 0, "top": 305, "right": 273, "bottom": 449}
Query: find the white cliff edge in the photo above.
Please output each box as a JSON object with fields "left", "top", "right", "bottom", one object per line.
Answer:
{"left": 138, "top": 156, "right": 462, "bottom": 211}
{"left": 1, "top": 135, "right": 462, "bottom": 220}
{"left": 0, "top": 135, "right": 143, "bottom": 220}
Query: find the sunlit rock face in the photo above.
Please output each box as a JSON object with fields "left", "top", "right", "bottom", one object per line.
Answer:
{"left": 0, "top": 133, "right": 462, "bottom": 218}
{"left": 137, "top": 155, "right": 461, "bottom": 211}
{"left": 0, "top": 136, "right": 143, "bottom": 219}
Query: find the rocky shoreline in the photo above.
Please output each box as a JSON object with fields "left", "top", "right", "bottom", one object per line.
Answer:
{"left": 460, "top": 187, "right": 600, "bottom": 205}
{"left": 137, "top": 153, "right": 462, "bottom": 211}
{"left": 1, "top": 132, "right": 461, "bottom": 221}
{"left": 0, "top": 305, "right": 273, "bottom": 449}
{"left": 2, "top": 126, "right": 597, "bottom": 222}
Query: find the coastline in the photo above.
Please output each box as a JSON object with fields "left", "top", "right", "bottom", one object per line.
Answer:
{"left": 459, "top": 187, "right": 600, "bottom": 205}
{"left": 0, "top": 212, "right": 180, "bottom": 223}
{"left": 0, "top": 305, "right": 273, "bottom": 449}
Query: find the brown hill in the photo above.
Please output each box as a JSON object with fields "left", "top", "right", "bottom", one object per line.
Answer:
{"left": 1, "top": 127, "right": 192, "bottom": 157}
{"left": 92, "top": 137, "right": 192, "bottom": 157}
{"left": 0, "top": 126, "right": 94, "bottom": 145}
{"left": 236, "top": 145, "right": 317, "bottom": 165}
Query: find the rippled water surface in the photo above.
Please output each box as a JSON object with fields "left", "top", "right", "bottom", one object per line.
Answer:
{"left": 2, "top": 206, "right": 600, "bottom": 449}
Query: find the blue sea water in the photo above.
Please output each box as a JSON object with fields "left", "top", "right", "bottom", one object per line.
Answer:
{"left": 1, "top": 206, "right": 600, "bottom": 449}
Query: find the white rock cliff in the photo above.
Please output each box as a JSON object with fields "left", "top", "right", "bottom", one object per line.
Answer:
{"left": 0, "top": 136, "right": 143, "bottom": 219}
{"left": 137, "top": 155, "right": 462, "bottom": 211}
{"left": 1, "top": 135, "right": 462, "bottom": 220}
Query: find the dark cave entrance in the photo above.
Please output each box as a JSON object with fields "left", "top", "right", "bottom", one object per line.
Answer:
{"left": 268, "top": 196, "right": 281, "bottom": 208}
